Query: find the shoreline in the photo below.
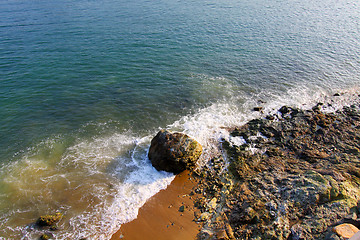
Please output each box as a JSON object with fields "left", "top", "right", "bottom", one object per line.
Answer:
{"left": 110, "top": 93, "right": 360, "bottom": 240}
{"left": 111, "top": 170, "right": 202, "bottom": 240}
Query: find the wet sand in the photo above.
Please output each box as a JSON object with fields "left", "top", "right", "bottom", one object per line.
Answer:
{"left": 111, "top": 170, "right": 201, "bottom": 240}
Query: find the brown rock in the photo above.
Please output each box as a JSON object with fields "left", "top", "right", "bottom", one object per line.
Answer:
{"left": 300, "top": 149, "right": 329, "bottom": 161}
{"left": 216, "top": 229, "right": 229, "bottom": 240}
{"left": 333, "top": 223, "right": 359, "bottom": 239}
{"left": 225, "top": 222, "right": 236, "bottom": 240}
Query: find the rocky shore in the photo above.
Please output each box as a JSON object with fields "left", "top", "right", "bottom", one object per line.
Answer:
{"left": 192, "top": 96, "right": 360, "bottom": 239}
{"left": 35, "top": 95, "right": 360, "bottom": 240}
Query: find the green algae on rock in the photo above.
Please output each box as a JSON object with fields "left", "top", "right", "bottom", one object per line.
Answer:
{"left": 148, "top": 130, "right": 203, "bottom": 174}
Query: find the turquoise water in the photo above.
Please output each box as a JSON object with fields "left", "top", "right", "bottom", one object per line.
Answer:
{"left": 1, "top": 0, "right": 360, "bottom": 239}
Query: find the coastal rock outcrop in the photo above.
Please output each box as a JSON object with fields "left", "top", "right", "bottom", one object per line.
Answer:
{"left": 148, "top": 129, "right": 203, "bottom": 174}
{"left": 193, "top": 100, "right": 360, "bottom": 240}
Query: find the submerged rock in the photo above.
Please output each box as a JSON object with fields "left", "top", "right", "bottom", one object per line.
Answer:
{"left": 148, "top": 130, "right": 202, "bottom": 174}
{"left": 36, "top": 212, "right": 63, "bottom": 227}
{"left": 39, "top": 234, "right": 50, "bottom": 240}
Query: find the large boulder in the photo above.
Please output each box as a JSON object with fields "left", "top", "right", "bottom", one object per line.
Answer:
{"left": 148, "top": 129, "right": 203, "bottom": 174}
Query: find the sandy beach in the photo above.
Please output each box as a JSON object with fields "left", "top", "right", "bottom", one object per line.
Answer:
{"left": 111, "top": 170, "right": 201, "bottom": 240}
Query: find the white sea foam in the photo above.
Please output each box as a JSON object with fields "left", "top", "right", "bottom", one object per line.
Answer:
{"left": 228, "top": 136, "right": 247, "bottom": 146}
{"left": 168, "top": 84, "right": 360, "bottom": 167}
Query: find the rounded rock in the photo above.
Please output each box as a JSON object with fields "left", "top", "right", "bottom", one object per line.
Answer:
{"left": 148, "top": 130, "right": 203, "bottom": 174}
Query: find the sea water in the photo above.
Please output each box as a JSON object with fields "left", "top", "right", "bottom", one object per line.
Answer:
{"left": 0, "top": 0, "right": 359, "bottom": 239}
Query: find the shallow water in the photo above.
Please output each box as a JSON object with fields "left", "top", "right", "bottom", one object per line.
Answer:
{"left": 0, "top": 0, "right": 359, "bottom": 238}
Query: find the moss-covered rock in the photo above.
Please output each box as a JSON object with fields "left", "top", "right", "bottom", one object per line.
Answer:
{"left": 148, "top": 129, "right": 202, "bottom": 174}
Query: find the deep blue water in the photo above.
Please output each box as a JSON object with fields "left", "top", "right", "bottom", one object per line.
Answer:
{"left": 0, "top": 0, "right": 359, "bottom": 238}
